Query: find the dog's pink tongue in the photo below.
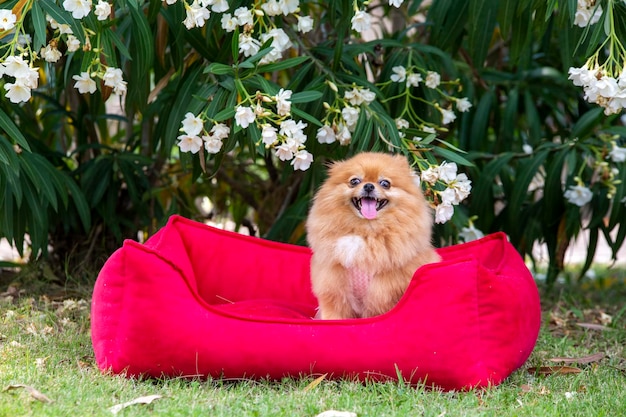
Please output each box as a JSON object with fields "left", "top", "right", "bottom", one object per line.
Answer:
{"left": 361, "top": 198, "right": 377, "bottom": 219}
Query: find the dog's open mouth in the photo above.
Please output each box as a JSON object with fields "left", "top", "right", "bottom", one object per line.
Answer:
{"left": 352, "top": 197, "right": 389, "bottom": 220}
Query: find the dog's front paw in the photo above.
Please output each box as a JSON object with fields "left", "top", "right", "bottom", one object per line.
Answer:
{"left": 335, "top": 235, "right": 365, "bottom": 268}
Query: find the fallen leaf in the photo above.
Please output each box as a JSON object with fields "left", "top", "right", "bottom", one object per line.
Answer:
{"left": 108, "top": 395, "right": 163, "bottom": 414}
{"left": 576, "top": 323, "right": 612, "bottom": 331}
{"left": 527, "top": 366, "right": 582, "bottom": 376}
{"left": 303, "top": 373, "right": 327, "bottom": 392}
{"left": 315, "top": 411, "right": 357, "bottom": 417}
{"left": 548, "top": 352, "right": 605, "bottom": 365}
{"left": 3, "top": 384, "right": 53, "bottom": 403}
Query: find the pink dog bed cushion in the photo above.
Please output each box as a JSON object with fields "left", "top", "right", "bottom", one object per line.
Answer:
{"left": 91, "top": 215, "right": 541, "bottom": 390}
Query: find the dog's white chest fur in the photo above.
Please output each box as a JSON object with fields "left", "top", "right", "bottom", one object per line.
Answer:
{"left": 335, "top": 235, "right": 372, "bottom": 315}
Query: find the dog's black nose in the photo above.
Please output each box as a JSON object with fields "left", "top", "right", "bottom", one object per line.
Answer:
{"left": 363, "top": 183, "right": 375, "bottom": 193}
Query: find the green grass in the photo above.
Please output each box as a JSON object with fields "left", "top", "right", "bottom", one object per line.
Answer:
{"left": 1, "top": 275, "right": 626, "bottom": 417}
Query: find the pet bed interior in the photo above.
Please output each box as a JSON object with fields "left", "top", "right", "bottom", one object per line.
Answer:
{"left": 91, "top": 215, "right": 541, "bottom": 391}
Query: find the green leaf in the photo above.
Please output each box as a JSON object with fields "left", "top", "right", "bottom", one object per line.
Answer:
{"left": 257, "top": 56, "right": 310, "bottom": 73}
{"left": 213, "top": 106, "right": 236, "bottom": 122}
{"left": 468, "top": 0, "right": 499, "bottom": 66}
{"left": 508, "top": 150, "right": 550, "bottom": 232}
{"left": 31, "top": 1, "right": 47, "bottom": 51}
{"left": 433, "top": 146, "right": 474, "bottom": 167}
{"left": 206, "top": 63, "right": 235, "bottom": 75}
{"left": 0, "top": 109, "right": 31, "bottom": 152}
{"left": 65, "top": 175, "right": 91, "bottom": 232}
{"left": 290, "top": 91, "right": 323, "bottom": 104}
{"left": 571, "top": 107, "right": 603, "bottom": 138}
{"left": 290, "top": 107, "right": 323, "bottom": 128}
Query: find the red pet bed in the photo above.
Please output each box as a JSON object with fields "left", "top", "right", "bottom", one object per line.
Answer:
{"left": 91, "top": 215, "right": 540, "bottom": 390}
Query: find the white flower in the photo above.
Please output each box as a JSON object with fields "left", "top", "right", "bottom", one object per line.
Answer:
{"left": 316, "top": 125, "right": 336, "bottom": 144}
{"left": 351, "top": 10, "right": 371, "bottom": 33}
{"left": 440, "top": 108, "right": 456, "bottom": 125}
{"left": 564, "top": 184, "right": 593, "bottom": 206}
{"left": 233, "top": 7, "right": 253, "bottom": 26}
{"left": 574, "top": 2, "right": 602, "bottom": 27}
{"left": 177, "top": 134, "right": 203, "bottom": 154}
{"left": 235, "top": 105, "right": 256, "bottom": 128}
{"left": 262, "top": 0, "right": 282, "bottom": 16}
{"left": 421, "top": 167, "right": 439, "bottom": 185}
{"left": 72, "top": 72, "right": 97, "bottom": 94}
{"left": 275, "top": 143, "right": 294, "bottom": 161}
{"left": 456, "top": 97, "right": 472, "bottom": 112}
{"left": 395, "top": 118, "right": 409, "bottom": 130}
{"left": 344, "top": 87, "right": 368, "bottom": 106}
{"left": 341, "top": 106, "right": 360, "bottom": 131}
{"left": 275, "top": 88, "right": 292, "bottom": 116}
{"left": 389, "top": 0, "right": 404, "bottom": 7}
{"left": 279, "top": 119, "right": 307, "bottom": 143}
{"left": 262, "top": 28, "right": 292, "bottom": 52}
{"left": 5, "top": 82, "right": 32, "bottom": 104}
{"left": 221, "top": 14, "right": 238, "bottom": 32}
{"left": 94, "top": 1, "right": 111, "bottom": 20}
{"left": 238, "top": 34, "right": 261, "bottom": 57}
{"left": 183, "top": 1, "right": 211, "bottom": 29}
{"left": 181, "top": 112, "right": 204, "bottom": 136}
{"left": 440, "top": 187, "right": 458, "bottom": 205}
{"left": 210, "top": 0, "right": 229, "bottom": 12}
{"left": 0, "top": 10, "right": 17, "bottom": 31}
{"left": 336, "top": 123, "right": 352, "bottom": 145}
{"left": 41, "top": 45, "right": 62, "bottom": 63}
{"left": 425, "top": 71, "right": 441, "bottom": 89}
{"left": 2, "top": 56, "right": 31, "bottom": 78}
{"left": 63, "top": 0, "right": 92, "bottom": 19}
{"left": 451, "top": 173, "right": 472, "bottom": 202}
{"left": 609, "top": 143, "right": 626, "bottom": 163}
{"left": 280, "top": 0, "right": 299, "bottom": 15}
{"left": 390, "top": 66, "right": 407, "bottom": 83}
{"left": 438, "top": 162, "right": 458, "bottom": 183}
{"left": 66, "top": 35, "right": 81, "bottom": 52}
{"left": 568, "top": 65, "right": 594, "bottom": 86}
{"left": 210, "top": 123, "right": 230, "bottom": 140}
{"left": 459, "top": 225, "right": 484, "bottom": 242}
{"left": 261, "top": 125, "right": 278, "bottom": 147}
{"left": 523, "top": 143, "right": 533, "bottom": 154}
{"left": 297, "top": 16, "right": 314, "bottom": 33}
{"left": 291, "top": 150, "right": 313, "bottom": 171}
{"left": 435, "top": 203, "right": 454, "bottom": 224}
{"left": 203, "top": 136, "right": 223, "bottom": 154}
{"left": 102, "top": 67, "right": 127, "bottom": 95}
{"left": 406, "top": 73, "right": 422, "bottom": 87}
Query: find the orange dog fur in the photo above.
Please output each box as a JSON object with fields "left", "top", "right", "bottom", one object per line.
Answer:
{"left": 306, "top": 152, "right": 441, "bottom": 319}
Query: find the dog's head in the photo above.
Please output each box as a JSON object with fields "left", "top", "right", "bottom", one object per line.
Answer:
{"left": 320, "top": 152, "right": 423, "bottom": 221}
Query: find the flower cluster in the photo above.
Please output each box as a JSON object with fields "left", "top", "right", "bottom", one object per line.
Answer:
{"left": 568, "top": 0, "right": 626, "bottom": 114}
{"left": 315, "top": 83, "right": 376, "bottom": 146}
{"left": 178, "top": 112, "right": 230, "bottom": 155}
{"left": 420, "top": 162, "right": 472, "bottom": 224}
{"left": 167, "top": 0, "right": 312, "bottom": 64}
{"left": 563, "top": 139, "right": 625, "bottom": 207}
{"left": 389, "top": 65, "right": 472, "bottom": 129}
{"left": 568, "top": 64, "right": 626, "bottom": 115}
{"left": 0, "top": 2, "right": 125, "bottom": 104}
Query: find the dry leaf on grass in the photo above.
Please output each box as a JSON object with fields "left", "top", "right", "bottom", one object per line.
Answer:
{"left": 108, "top": 394, "right": 163, "bottom": 414}
{"left": 3, "top": 384, "right": 53, "bottom": 403}
{"left": 303, "top": 373, "right": 328, "bottom": 392}
{"left": 527, "top": 366, "right": 582, "bottom": 376}
{"left": 548, "top": 352, "right": 605, "bottom": 365}
{"left": 315, "top": 411, "right": 357, "bottom": 417}
{"left": 576, "top": 323, "right": 612, "bottom": 331}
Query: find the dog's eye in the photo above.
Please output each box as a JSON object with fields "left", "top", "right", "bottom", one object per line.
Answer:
{"left": 379, "top": 179, "right": 391, "bottom": 189}
{"left": 349, "top": 178, "right": 361, "bottom": 187}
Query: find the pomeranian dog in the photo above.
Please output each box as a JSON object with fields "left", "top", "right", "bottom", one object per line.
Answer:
{"left": 306, "top": 152, "right": 441, "bottom": 319}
